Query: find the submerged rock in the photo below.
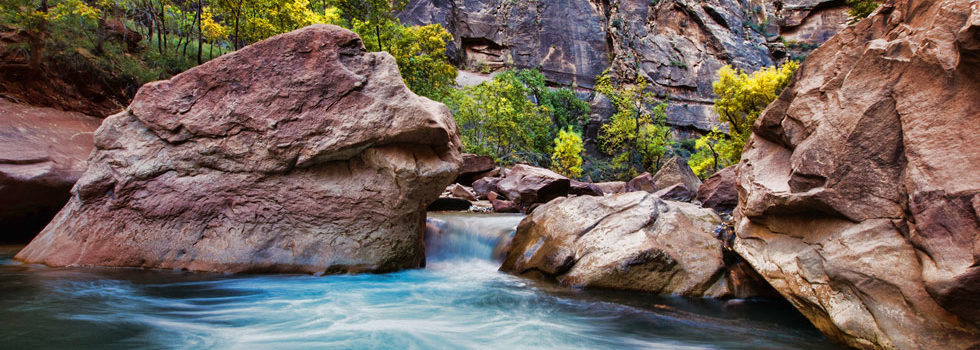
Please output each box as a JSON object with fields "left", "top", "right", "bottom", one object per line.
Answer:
{"left": 16, "top": 25, "right": 462, "bottom": 274}
{"left": 734, "top": 0, "right": 980, "bottom": 348}
{"left": 0, "top": 98, "right": 101, "bottom": 242}
{"left": 501, "top": 192, "right": 770, "bottom": 298}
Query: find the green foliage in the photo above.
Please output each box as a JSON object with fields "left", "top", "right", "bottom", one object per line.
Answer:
{"left": 551, "top": 127, "right": 585, "bottom": 178}
{"left": 595, "top": 72, "right": 673, "bottom": 180}
{"left": 711, "top": 61, "right": 798, "bottom": 166}
{"left": 333, "top": 0, "right": 407, "bottom": 50}
{"left": 443, "top": 70, "right": 553, "bottom": 166}
{"left": 514, "top": 69, "right": 590, "bottom": 132}
{"left": 687, "top": 128, "right": 740, "bottom": 178}
{"left": 846, "top": 0, "right": 880, "bottom": 24}
{"left": 352, "top": 19, "right": 456, "bottom": 101}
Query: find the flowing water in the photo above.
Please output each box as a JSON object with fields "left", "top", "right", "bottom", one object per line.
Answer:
{"left": 0, "top": 213, "right": 839, "bottom": 349}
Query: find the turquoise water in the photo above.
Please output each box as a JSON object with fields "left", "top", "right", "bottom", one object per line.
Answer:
{"left": 0, "top": 213, "right": 838, "bottom": 349}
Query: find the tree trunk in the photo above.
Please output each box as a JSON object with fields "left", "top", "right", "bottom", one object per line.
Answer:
{"left": 95, "top": 9, "right": 107, "bottom": 55}
{"left": 27, "top": 0, "right": 49, "bottom": 72}
{"left": 375, "top": 25, "right": 383, "bottom": 51}
{"left": 196, "top": 0, "right": 202, "bottom": 64}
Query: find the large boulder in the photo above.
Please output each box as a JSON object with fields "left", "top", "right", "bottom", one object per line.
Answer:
{"left": 495, "top": 164, "right": 571, "bottom": 209}
{"left": 652, "top": 156, "right": 702, "bottom": 193}
{"left": 502, "top": 192, "right": 767, "bottom": 297}
{"left": 0, "top": 98, "right": 101, "bottom": 242}
{"left": 696, "top": 166, "right": 738, "bottom": 212}
{"left": 15, "top": 25, "right": 462, "bottom": 274}
{"left": 734, "top": 1, "right": 980, "bottom": 348}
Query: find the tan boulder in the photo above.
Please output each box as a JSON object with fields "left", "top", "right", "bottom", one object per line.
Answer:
{"left": 16, "top": 25, "right": 462, "bottom": 274}
{"left": 734, "top": 1, "right": 980, "bottom": 348}
{"left": 651, "top": 156, "right": 702, "bottom": 193}
{"left": 502, "top": 192, "right": 744, "bottom": 297}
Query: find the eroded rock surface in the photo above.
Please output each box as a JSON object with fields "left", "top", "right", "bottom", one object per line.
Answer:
{"left": 0, "top": 98, "right": 101, "bottom": 242}
{"left": 734, "top": 0, "right": 980, "bottom": 348}
{"left": 16, "top": 25, "right": 462, "bottom": 274}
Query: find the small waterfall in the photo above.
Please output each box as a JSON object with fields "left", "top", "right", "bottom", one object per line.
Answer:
{"left": 425, "top": 213, "right": 525, "bottom": 262}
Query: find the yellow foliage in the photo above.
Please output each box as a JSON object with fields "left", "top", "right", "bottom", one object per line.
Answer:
{"left": 711, "top": 61, "right": 798, "bottom": 164}
{"left": 551, "top": 127, "right": 584, "bottom": 178}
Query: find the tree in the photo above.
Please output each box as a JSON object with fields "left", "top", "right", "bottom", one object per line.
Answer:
{"left": 515, "top": 69, "right": 590, "bottom": 133}
{"left": 846, "top": 0, "right": 880, "bottom": 24}
{"left": 711, "top": 61, "right": 798, "bottom": 161}
{"left": 444, "top": 70, "right": 553, "bottom": 166}
{"left": 595, "top": 72, "right": 673, "bottom": 179}
{"left": 687, "top": 127, "right": 741, "bottom": 178}
{"left": 333, "top": 0, "right": 407, "bottom": 51}
{"left": 353, "top": 19, "right": 456, "bottom": 101}
{"left": 0, "top": 0, "right": 100, "bottom": 71}
{"left": 551, "top": 127, "right": 584, "bottom": 178}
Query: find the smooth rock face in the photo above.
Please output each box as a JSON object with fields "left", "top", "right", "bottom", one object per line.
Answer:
{"left": 16, "top": 25, "right": 462, "bottom": 274}
{"left": 696, "top": 166, "right": 738, "bottom": 212}
{"left": 734, "top": 1, "right": 980, "bottom": 348}
{"left": 0, "top": 98, "right": 102, "bottom": 242}
{"left": 501, "top": 192, "right": 734, "bottom": 297}
{"left": 652, "top": 156, "right": 702, "bottom": 193}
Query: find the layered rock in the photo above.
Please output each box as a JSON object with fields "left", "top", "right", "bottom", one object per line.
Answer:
{"left": 399, "top": 0, "right": 610, "bottom": 88}
{"left": 16, "top": 25, "right": 462, "bottom": 274}
{"left": 0, "top": 98, "right": 101, "bottom": 242}
{"left": 400, "top": 0, "right": 833, "bottom": 134}
{"left": 502, "top": 192, "right": 772, "bottom": 297}
{"left": 734, "top": 0, "right": 980, "bottom": 348}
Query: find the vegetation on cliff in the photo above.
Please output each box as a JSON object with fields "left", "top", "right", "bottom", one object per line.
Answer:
{"left": 689, "top": 61, "right": 799, "bottom": 178}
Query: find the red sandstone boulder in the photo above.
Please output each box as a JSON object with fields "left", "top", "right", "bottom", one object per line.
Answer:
{"left": 653, "top": 183, "right": 692, "bottom": 202}
{"left": 454, "top": 153, "right": 495, "bottom": 185}
{"left": 0, "top": 98, "right": 101, "bottom": 242}
{"left": 626, "top": 172, "right": 657, "bottom": 193}
{"left": 495, "top": 164, "right": 571, "bottom": 208}
{"left": 734, "top": 1, "right": 980, "bottom": 348}
{"left": 16, "top": 25, "right": 462, "bottom": 274}
{"left": 696, "top": 166, "right": 738, "bottom": 212}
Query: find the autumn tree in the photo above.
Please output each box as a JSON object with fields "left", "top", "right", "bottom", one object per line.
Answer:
{"left": 551, "top": 127, "right": 585, "bottom": 178}
{"left": 353, "top": 19, "right": 455, "bottom": 100}
{"left": 688, "top": 61, "right": 798, "bottom": 178}
{"left": 0, "top": 0, "right": 100, "bottom": 70}
{"left": 595, "top": 72, "right": 673, "bottom": 179}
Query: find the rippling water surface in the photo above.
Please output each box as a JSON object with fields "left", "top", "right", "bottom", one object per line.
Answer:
{"left": 0, "top": 213, "right": 838, "bottom": 349}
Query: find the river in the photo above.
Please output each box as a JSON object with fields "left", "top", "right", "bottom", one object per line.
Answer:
{"left": 0, "top": 213, "right": 838, "bottom": 349}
